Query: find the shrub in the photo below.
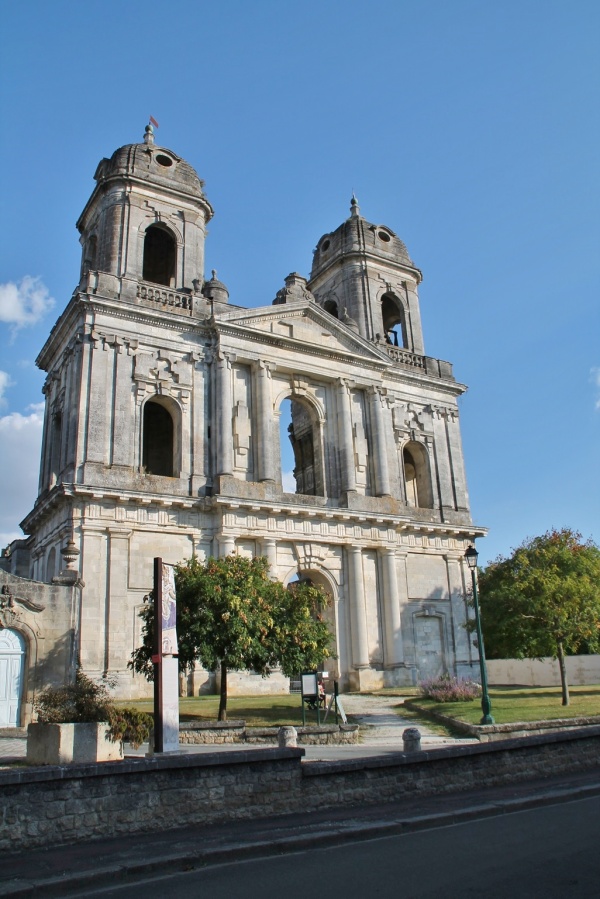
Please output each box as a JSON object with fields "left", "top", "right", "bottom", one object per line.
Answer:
{"left": 418, "top": 674, "right": 482, "bottom": 703}
{"left": 35, "top": 669, "right": 153, "bottom": 748}
{"left": 35, "top": 669, "right": 114, "bottom": 724}
{"left": 107, "top": 708, "right": 153, "bottom": 748}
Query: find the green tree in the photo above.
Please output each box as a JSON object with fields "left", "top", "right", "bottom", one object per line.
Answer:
{"left": 477, "top": 529, "right": 600, "bottom": 706}
{"left": 129, "top": 555, "right": 334, "bottom": 720}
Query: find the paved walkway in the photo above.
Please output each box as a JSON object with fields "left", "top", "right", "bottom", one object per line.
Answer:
{"left": 0, "top": 694, "right": 476, "bottom": 765}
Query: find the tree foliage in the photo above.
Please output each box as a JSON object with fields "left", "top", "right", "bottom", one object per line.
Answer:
{"left": 477, "top": 529, "right": 600, "bottom": 705}
{"left": 129, "top": 555, "right": 334, "bottom": 720}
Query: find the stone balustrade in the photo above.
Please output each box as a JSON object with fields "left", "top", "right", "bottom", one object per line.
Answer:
{"left": 136, "top": 282, "right": 193, "bottom": 312}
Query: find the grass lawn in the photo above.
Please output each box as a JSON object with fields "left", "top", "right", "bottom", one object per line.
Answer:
{"left": 410, "top": 685, "right": 600, "bottom": 726}
{"left": 115, "top": 694, "right": 322, "bottom": 727}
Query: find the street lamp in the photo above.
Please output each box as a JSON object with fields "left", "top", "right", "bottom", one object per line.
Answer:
{"left": 465, "top": 544, "right": 494, "bottom": 725}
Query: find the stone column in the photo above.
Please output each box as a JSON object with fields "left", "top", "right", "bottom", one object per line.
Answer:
{"left": 380, "top": 547, "right": 404, "bottom": 666}
{"left": 368, "top": 387, "right": 391, "bottom": 496}
{"left": 190, "top": 353, "right": 206, "bottom": 491}
{"left": 337, "top": 379, "right": 357, "bottom": 494}
{"left": 215, "top": 351, "right": 234, "bottom": 476}
{"left": 105, "top": 527, "right": 132, "bottom": 672}
{"left": 216, "top": 534, "right": 236, "bottom": 558}
{"left": 346, "top": 545, "right": 370, "bottom": 669}
{"left": 111, "top": 340, "right": 134, "bottom": 468}
{"left": 261, "top": 537, "right": 278, "bottom": 576}
{"left": 253, "top": 360, "right": 275, "bottom": 482}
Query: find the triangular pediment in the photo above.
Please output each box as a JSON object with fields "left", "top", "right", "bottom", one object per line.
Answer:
{"left": 217, "top": 300, "right": 391, "bottom": 364}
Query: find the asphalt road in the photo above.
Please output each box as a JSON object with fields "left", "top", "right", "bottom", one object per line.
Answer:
{"left": 72, "top": 794, "right": 600, "bottom": 898}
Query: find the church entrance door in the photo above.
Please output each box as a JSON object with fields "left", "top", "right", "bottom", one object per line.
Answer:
{"left": 414, "top": 615, "right": 445, "bottom": 681}
{"left": 0, "top": 629, "right": 25, "bottom": 727}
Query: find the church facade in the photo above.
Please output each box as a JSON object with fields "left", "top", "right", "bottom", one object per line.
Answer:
{"left": 10, "top": 126, "right": 485, "bottom": 703}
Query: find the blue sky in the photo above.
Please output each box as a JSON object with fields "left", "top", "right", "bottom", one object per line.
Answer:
{"left": 0, "top": 0, "right": 598, "bottom": 564}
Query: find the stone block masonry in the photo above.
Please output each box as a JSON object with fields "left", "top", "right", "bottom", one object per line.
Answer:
{"left": 1, "top": 727, "right": 599, "bottom": 853}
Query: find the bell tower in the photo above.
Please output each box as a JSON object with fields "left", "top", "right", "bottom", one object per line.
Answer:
{"left": 308, "top": 197, "right": 425, "bottom": 354}
{"left": 77, "top": 124, "right": 213, "bottom": 302}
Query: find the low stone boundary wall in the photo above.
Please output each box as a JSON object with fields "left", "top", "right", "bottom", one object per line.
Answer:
{"left": 487, "top": 655, "right": 600, "bottom": 687}
{"left": 403, "top": 700, "right": 600, "bottom": 742}
{"left": 179, "top": 722, "right": 359, "bottom": 745}
{"left": 2, "top": 726, "right": 599, "bottom": 853}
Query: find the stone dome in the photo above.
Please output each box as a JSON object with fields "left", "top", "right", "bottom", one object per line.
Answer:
{"left": 310, "top": 198, "right": 417, "bottom": 282}
{"left": 93, "top": 132, "right": 209, "bottom": 210}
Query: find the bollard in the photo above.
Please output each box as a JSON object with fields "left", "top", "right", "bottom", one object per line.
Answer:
{"left": 402, "top": 727, "right": 422, "bottom": 753}
{"left": 278, "top": 726, "right": 298, "bottom": 748}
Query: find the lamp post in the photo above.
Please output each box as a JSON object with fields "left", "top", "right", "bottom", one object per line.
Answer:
{"left": 465, "top": 544, "right": 494, "bottom": 725}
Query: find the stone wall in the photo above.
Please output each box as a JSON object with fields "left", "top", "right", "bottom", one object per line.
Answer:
{"left": 487, "top": 655, "right": 600, "bottom": 687}
{"left": 2, "top": 727, "right": 599, "bottom": 853}
{"left": 178, "top": 722, "right": 359, "bottom": 745}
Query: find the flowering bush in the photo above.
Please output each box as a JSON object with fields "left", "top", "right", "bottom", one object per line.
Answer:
{"left": 418, "top": 674, "right": 481, "bottom": 703}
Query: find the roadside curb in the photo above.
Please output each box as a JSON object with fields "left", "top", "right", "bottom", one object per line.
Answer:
{"left": 3, "top": 779, "right": 600, "bottom": 897}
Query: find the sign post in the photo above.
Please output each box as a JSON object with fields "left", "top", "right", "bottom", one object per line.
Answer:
{"left": 152, "top": 557, "right": 180, "bottom": 754}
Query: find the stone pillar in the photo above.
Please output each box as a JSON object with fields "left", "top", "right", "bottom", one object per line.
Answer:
{"left": 190, "top": 352, "right": 207, "bottom": 492}
{"left": 337, "top": 379, "right": 357, "bottom": 494}
{"left": 86, "top": 333, "right": 109, "bottom": 465}
{"left": 380, "top": 547, "right": 404, "bottom": 666}
{"left": 105, "top": 527, "right": 132, "bottom": 672}
{"left": 368, "top": 387, "right": 391, "bottom": 496}
{"left": 216, "top": 534, "right": 236, "bottom": 558}
{"left": 215, "top": 351, "right": 234, "bottom": 476}
{"left": 111, "top": 341, "right": 134, "bottom": 467}
{"left": 346, "top": 545, "right": 369, "bottom": 669}
{"left": 261, "top": 537, "right": 278, "bottom": 575}
{"left": 253, "top": 360, "right": 275, "bottom": 482}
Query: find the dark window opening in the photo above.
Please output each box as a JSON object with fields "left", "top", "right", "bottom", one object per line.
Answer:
{"left": 143, "top": 224, "right": 176, "bottom": 287}
{"left": 143, "top": 401, "right": 174, "bottom": 476}
{"left": 403, "top": 443, "right": 433, "bottom": 509}
{"left": 323, "top": 300, "right": 339, "bottom": 319}
{"left": 381, "top": 293, "right": 408, "bottom": 349}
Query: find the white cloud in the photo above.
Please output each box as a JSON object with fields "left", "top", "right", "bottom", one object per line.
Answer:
{"left": 0, "top": 406, "right": 44, "bottom": 542}
{"left": 0, "top": 276, "right": 55, "bottom": 333}
{"left": 0, "top": 370, "right": 14, "bottom": 407}
{"left": 591, "top": 367, "right": 600, "bottom": 411}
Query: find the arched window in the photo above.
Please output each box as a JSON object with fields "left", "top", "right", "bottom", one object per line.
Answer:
{"left": 403, "top": 442, "right": 433, "bottom": 509}
{"left": 279, "top": 397, "right": 325, "bottom": 497}
{"left": 142, "top": 399, "right": 177, "bottom": 477}
{"left": 323, "top": 300, "right": 339, "bottom": 319}
{"left": 142, "top": 224, "right": 176, "bottom": 286}
{"left": 381, "top": 293, "right": 408, "bottom": 348}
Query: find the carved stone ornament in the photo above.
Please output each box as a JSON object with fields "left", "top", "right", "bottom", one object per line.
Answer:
{"left": 0, "top": 584, "right": 45, "bottom": 613}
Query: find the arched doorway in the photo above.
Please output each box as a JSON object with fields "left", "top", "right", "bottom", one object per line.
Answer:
{"left": 0, "top": 629, "right": 25, "bottom": 727}
{"left": 291, "top": 568, "right": 338, "bottom": 680}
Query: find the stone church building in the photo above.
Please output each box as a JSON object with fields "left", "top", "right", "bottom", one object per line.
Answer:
{"left": 2, "top": 126, "right": 485, "bottom": 719}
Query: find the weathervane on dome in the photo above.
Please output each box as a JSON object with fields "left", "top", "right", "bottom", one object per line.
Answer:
{"left": 144, "top": 116, "right": 160, "bottom": 146}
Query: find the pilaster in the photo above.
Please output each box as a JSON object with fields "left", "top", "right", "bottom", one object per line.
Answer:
{"left": 346, "top": 544, "right": 369, "bottom": 669}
